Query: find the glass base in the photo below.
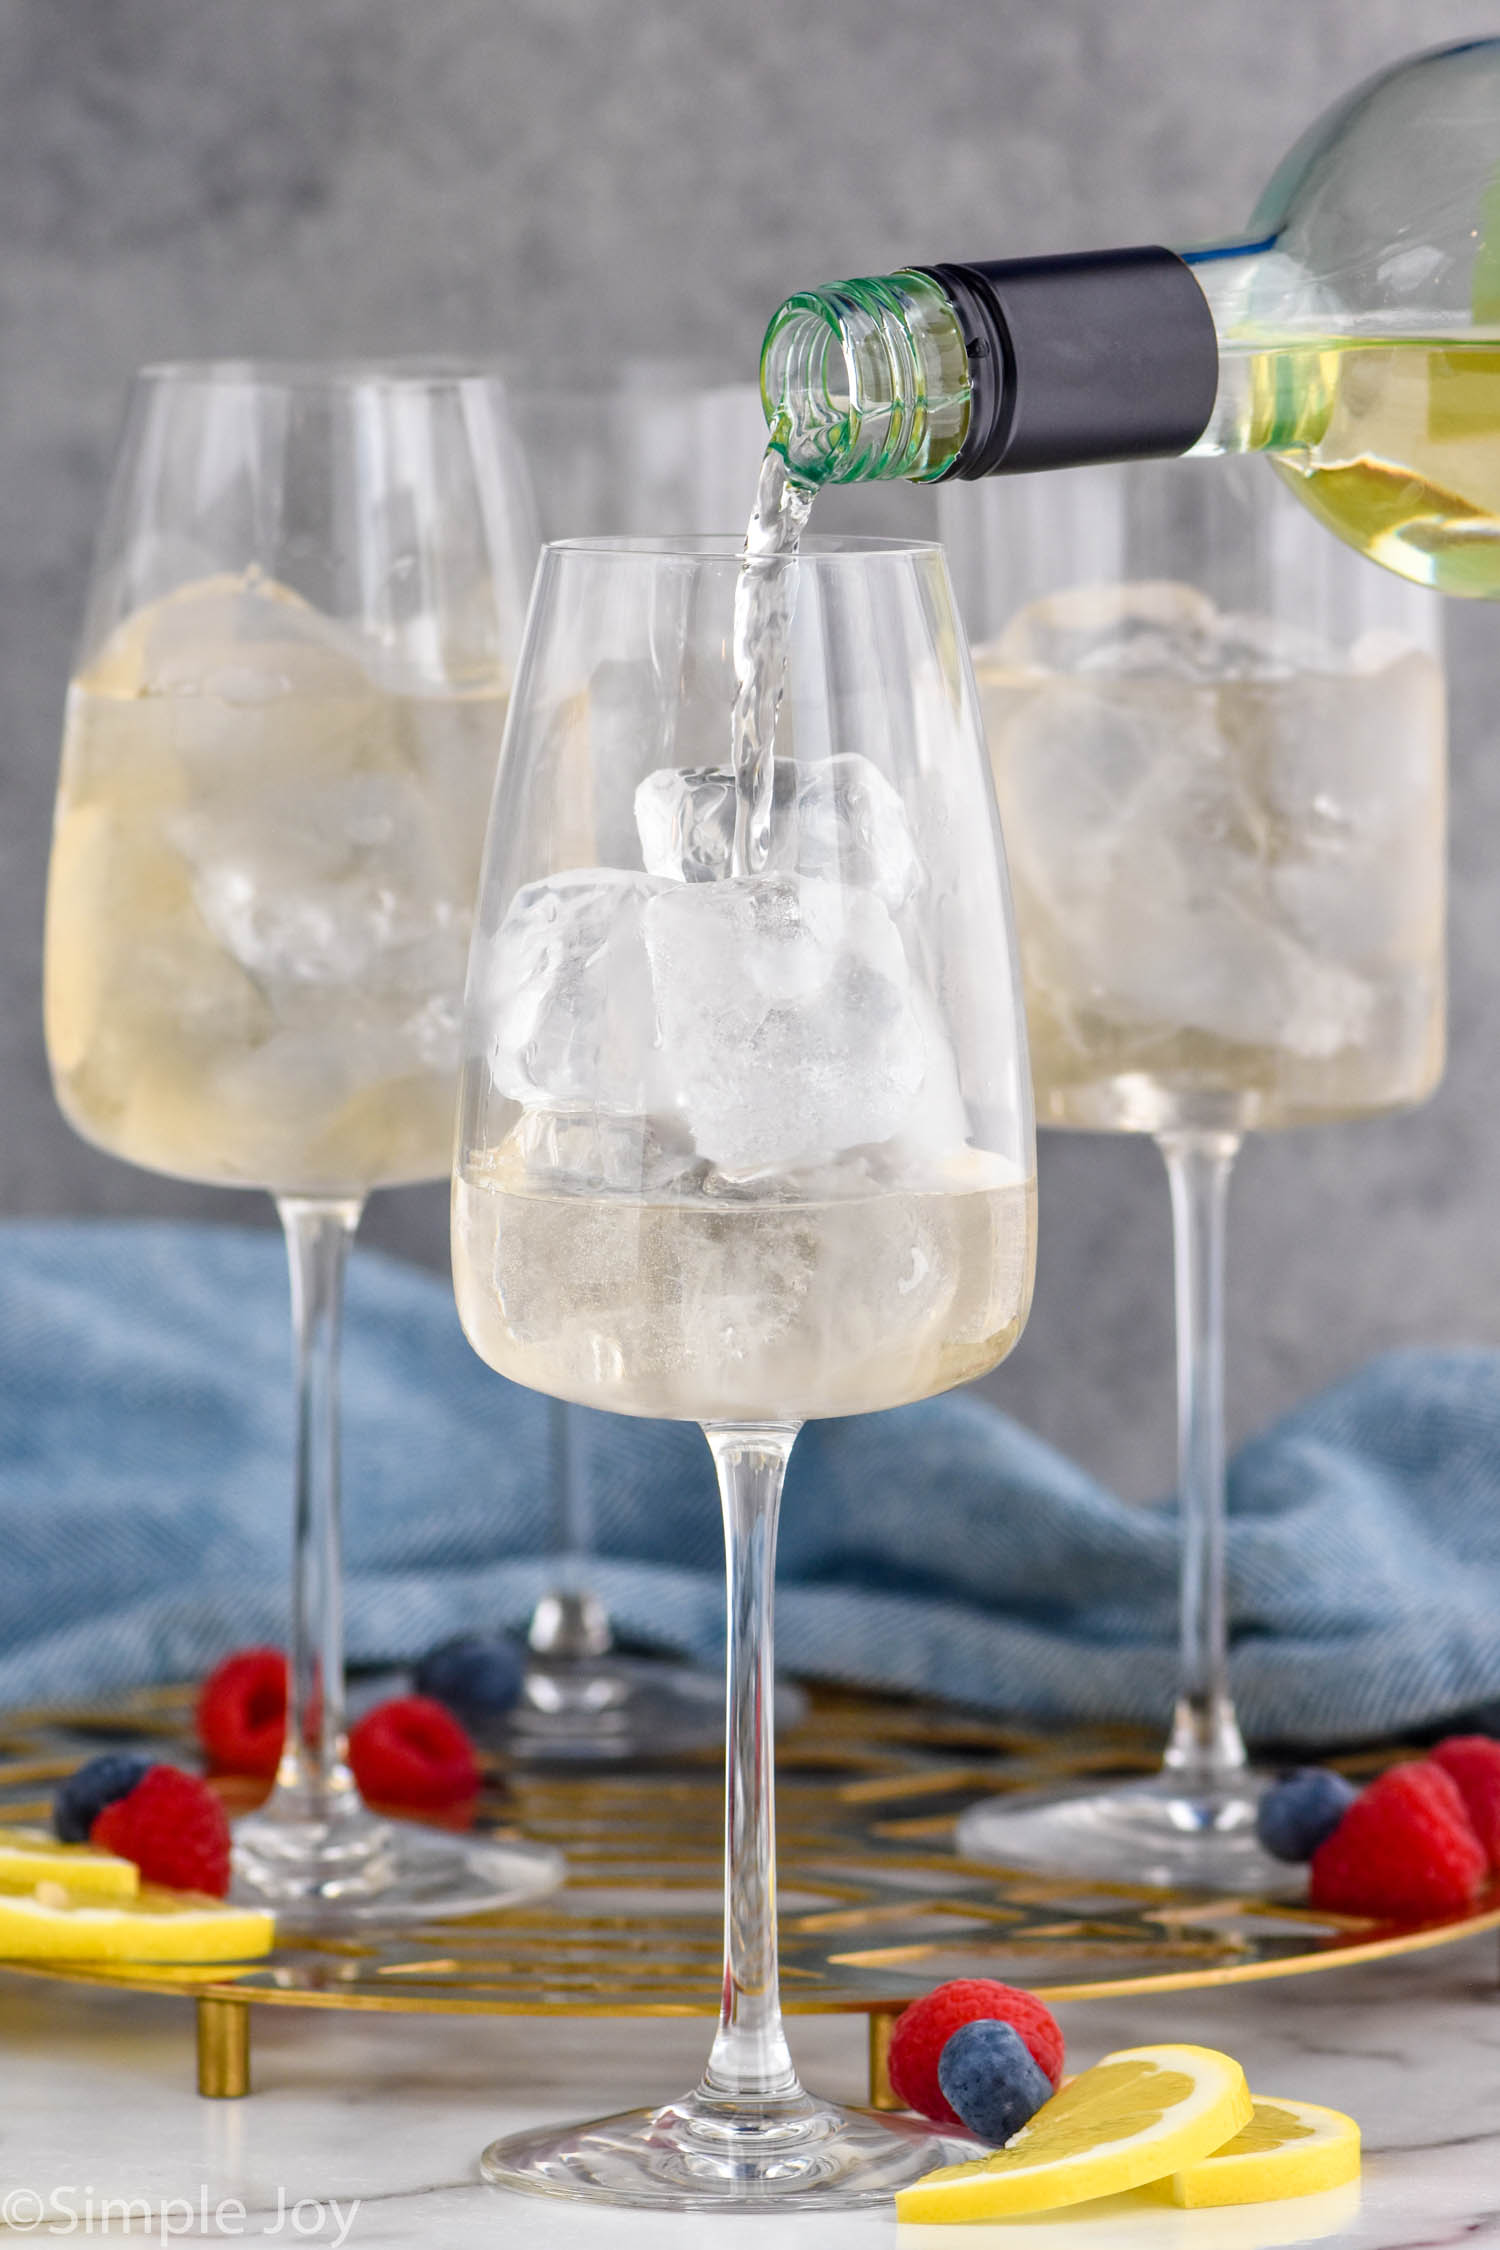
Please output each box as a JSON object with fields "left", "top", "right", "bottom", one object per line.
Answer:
{"left": 486, "top": 1656, "right": 807, "bottom": 1765}
{"left": 957, "top": 1769, "right": 1301, "bottom": 1895}
{"left": 480, "top": 2085, "right": 968, "bottom": 2211}
{"left": 231, "top": 1793, "right": 564, "bottom": 1931}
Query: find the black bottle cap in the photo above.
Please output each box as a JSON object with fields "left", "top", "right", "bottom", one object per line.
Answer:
{"left": 916, "top": 247, "right": 1220, "bottom": 478}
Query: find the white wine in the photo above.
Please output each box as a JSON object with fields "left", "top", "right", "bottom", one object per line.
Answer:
{"left": 453, "top": 1136, "right": 1034, "bottom": 1424}
{"left": 976, "top": 587, "right": 1446, "bottom": 1134}
{"left": 45, "top": 575, "right": 507, "bottom": 1194}
{"left": 1237, "top": 340, "right": 1500, "bottom": 598}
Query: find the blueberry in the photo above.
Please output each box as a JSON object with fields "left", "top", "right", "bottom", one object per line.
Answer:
{"left": 937, "top": 2019, "right": 1053, "bottom": 2146}
{"left": 53, "top": 1752, "right": 151, "bottom": 1844}
{"left": 414, "top": 1634, "right": 526, "bottom": 1718}
{"left": 1256, "top": 1767, "right": 1358, "bottom": 1863}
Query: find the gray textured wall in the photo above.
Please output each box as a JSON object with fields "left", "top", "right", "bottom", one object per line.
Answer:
{"left": 7, "top": 0, "right": 1500, "bottom": 1499}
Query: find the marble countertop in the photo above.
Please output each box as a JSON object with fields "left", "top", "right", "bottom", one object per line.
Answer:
{"left": 0, "top": 1935, "right": 1493, "bottom": 2247}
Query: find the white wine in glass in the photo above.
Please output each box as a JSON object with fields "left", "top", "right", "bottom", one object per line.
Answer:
{"left": 48, "top": 574, "right": 507, "bottom": 1192}
{"left": 945, "top": 455, "right": 1445, "bottom": 1890}
{"left": 44, "top": 361, "right": 562, "bottom": 1926}
{"left": 452, "top": 531, "right": 1036, "bottom": 2210}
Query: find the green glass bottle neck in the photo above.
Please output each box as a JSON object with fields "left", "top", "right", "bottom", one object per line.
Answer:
{"left": 758, "top": 270, "right": 972, "bottom": 486}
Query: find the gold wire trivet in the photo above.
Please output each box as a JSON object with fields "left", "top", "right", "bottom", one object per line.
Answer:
{"left": 0, "top": 1682, "right": 1495, "bottom": 2101}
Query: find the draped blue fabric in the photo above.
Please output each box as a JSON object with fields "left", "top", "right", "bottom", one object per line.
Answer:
{"left": 1, "top": 1220, "right": 1496, "bottom": 1744}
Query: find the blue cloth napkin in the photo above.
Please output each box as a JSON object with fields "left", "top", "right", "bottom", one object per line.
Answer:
{"left": 1, "top": 1218, "right": 1497, "bottom": 1746}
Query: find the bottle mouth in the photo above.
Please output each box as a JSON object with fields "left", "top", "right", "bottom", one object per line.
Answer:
{"left": 759, "top": 273, "right": 971, "bottom": 485}
{"left": 760, "top": 293, "right": 864, "bottom": 481}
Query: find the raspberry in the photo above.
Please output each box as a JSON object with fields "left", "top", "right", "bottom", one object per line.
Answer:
{"left": 92, "top": 1766, "right": 232, "bottom": 1897}
{"left": 1309, "top": 1760, "right": 1486, "bottom": 1920}
{"left": 1430, "top": 1736, "right": 1500, "bottom": 1871}
{"left": 414, "top": 1635, "right": 525, "bottom": 1719}
{"left": 197, "top": 1649, "right": 286, "bottom": 1778}
{"left": 888, "top": 1980, "right": 1064, "bottom": 2127}
{"left": 937, "top": 2019, "right": 1053, "bottom": 2145}
{"left": 348, "top": 1696, "right": 481, "bottom": 1813}
{"left": 52, "top": 1752, "right": 151, "bottom": 1844}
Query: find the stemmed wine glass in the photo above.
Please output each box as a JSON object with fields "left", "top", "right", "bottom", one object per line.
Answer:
{"left": 43, "top": 361, "right": 563, "bottom": 1924}
{"left": 452, "top": 531, "right": 1037, "bottom": 2207}
{"left": 943, "top": 456, "right": 1446, "bottom": 1888}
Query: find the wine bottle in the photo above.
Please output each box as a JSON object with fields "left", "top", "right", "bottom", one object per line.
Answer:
{"left": 760, "top": 38, "right": 1500, "bottom": 595}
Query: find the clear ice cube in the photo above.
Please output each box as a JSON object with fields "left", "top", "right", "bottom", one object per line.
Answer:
{"left": 508, "top": 1106, "right": 705, "bottom": 1199}
{"left": 642, "top": 872, "right": 956, "bottom": 1172}
{"left": 997, "top": 580, "right": 1219, "bottom": 679}
{"left": 634, "top": 752, "right": 920, "bottom": 910}
{"left": 1259, "top": 645, "right": 1447, "bottom": 964}
{"left": 114, "top": 573, "right": 474, "bottom": 1041}
{"left": 988, "top": 584, "right": 1391, "bottom": 1059}
{"left": 634, "top": 762, "right": 798, "bottom": 883}
{"left": 997, "top": 580, "right": 1342, "bottom": 685}
{"left": 480, "top": 868, "right": 670, "bottom": 1114}
{"left": 174, "top": 774, "right": 461, "bottom": 995}
{"left": 795, "top": 754, "right": 923, "bottom": 910}
{"left": 91, "top": 571, "right": 373, "bottom": 706}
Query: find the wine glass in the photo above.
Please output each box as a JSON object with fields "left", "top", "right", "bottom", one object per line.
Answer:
{"left": 43, "top": 360, "right": 563, "bottom": 1925}
{"left": 452, "top": 532, "right": 1037, "bottom": 2207}
{"left": 942, "top": 455, "right": 1446, "bottom": 1888}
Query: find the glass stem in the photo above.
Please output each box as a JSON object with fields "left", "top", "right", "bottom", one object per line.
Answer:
{"left": 528, "top": 1399, "right": 612, "bottom": 1661}
{"left": 1158, "top": 1132, "right": 1247, "bottom": 1792}
{"left": 271, "top": 1195, "right": 363, "bottom": 1821}
{"left": 700, "top": 1422, "right": 802, "bottom": 2106}
{"left": 552, "top": 1397, "right": 594, "bottom": 1573}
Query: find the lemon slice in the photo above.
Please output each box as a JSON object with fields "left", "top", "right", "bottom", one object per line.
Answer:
{"left": 894, "top": 2043, "right": 1254, "bottom": 2223}
{"left": 1166, "top": 2095, "right": 1361, "bottom": 2207}
{"left": 0, "top": 1884, "right": 273, "bottom": 1963}
{"left": 0, "top": 1826, "right": 139, "bottom": 1900}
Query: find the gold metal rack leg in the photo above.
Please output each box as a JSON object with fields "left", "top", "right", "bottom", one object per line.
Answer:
{"left": 868, "top": 2006, "right": 900, "bottom": 2109}
{"left": 197, "top": 1996, "right": 251, "bottom": 2098}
